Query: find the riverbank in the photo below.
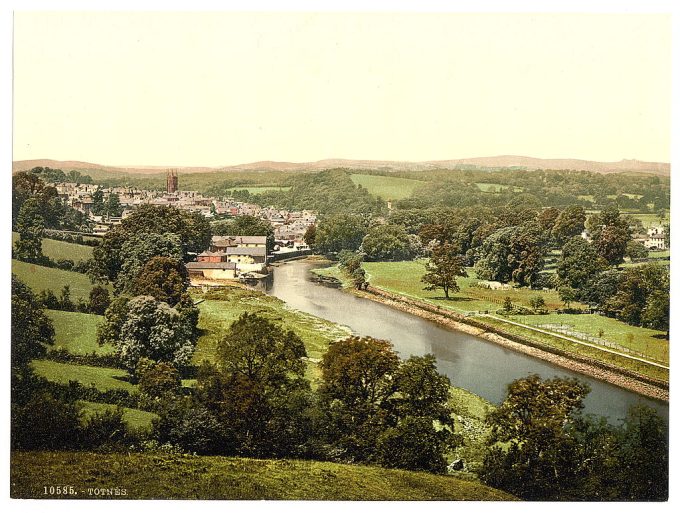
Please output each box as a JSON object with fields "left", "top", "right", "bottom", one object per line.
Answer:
{"left": 312, "top": 264, "right": 668, "bottom": 402}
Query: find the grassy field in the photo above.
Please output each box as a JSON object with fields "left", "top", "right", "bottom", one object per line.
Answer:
{"left": 10, "top": 451, "right": 516, "bottom": 500}
{"left": 627, "top": 213, "right": 667, "bottom": 228}
{"left": 326, "top": 260, "right": 668, "bottom": 379}
{"left": 78, "top": 401, "right": 158, "bottom": 431}
{"left": 31, "top": 360, "right": 135, "bottom": 392}
{"left": 45, "top": 310, "right": 113, "bottom": 355}
{"left": 350, "top": 173, "right": 425, "bottom": 200}
{"left": 193, "top": 286, "right": 350, "bottom": 384}
{"left": 11, "top": 259, "right": 100, "bottom": 300}
{"left": 12, "top": 232, "right": 94, "bottom": 262}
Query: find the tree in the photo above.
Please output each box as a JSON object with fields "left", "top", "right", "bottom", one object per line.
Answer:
{"left": 92, "top": 188, "right": 105, "bottom": 215}
{"left": 136, "top": 358, "right": 182, "bottom": 398}
{"left": 551, "top": 205, "right": 586, "bottom": 244}
{"left": 529, "top": 296, "right": 546, "bottom": 313}
{"left": 558, "top": 285, "right": 578, "bottom": 309}
{"left": 116, "top": 296, "right": 196, "bottom": 373}
{"left": 217, "top": 312, "right": 307, "bottom": 386}
{"left": 587, "top": 207, "right": 631, "bottom": 265}
{"left": 615, "top": 405, "right": 668, "bottom": 500}
{"left": 14, "top": 197, "right": 45, "bottom": 262}
{"left": 556, "top": 236, "right": 608, "bottom": 291}
{"left": 11, "top": 275, "right": 54, "bottom": 375}
{"left": 203, "top": 313, "right": 313, "bottom": 457}
{"left": 88, "top": 286, "right": 111, "bottom": 315}
{"left": 303, "top": 224, "right": 317, "bottom": 248}
{"left": 603, "top": 263, "right": 669, "bottom": 329}
{"left": 479, "top": 375, "right": 590, "bottom": 500}
{"left": 625, "top": 240, "right": 649, "bottom": 262}
{"left": 105, "top": 193, "right": 123, "bottom": 217}
{"left": 91, "top": 205, "right": 211, "bottom": 282}
{"left": 361, "top": 224, "right": 412, "bottom": 261}
{"left": 319, "top": 339, "right": 455, "bottom": 471}
{"left": 421, "top": 243, "right": 467, "bottom": 299}
{"left": 129, "top": 256, "right": 189, "bottom": 307}
{"left": 115, "top": 232, "right": 184, "bottom": 292}
{"left": 314, "top": 213, "right": 368, "bottom": 254}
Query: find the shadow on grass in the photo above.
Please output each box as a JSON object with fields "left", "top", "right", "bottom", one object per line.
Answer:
{"left": 431, "top": 296, "right": 474, "bottom": 302}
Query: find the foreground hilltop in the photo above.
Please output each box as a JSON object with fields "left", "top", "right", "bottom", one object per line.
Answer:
{"left": 11, "top": 451, "right": 517, "bottom": 500}
{"left": 13, "top": 155, "right": 670, "bottom": 176}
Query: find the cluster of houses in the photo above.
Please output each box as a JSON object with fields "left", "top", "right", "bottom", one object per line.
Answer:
{"left": 187, "top": 235, "right": 269, "bottom": 282}
{"left": 50, "top": 171, "right": 317, "bottom": 248}
{"left": 49, "top": 172, "right": 316, "bottom": 284}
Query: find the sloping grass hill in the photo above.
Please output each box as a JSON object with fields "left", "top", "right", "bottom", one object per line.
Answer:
{"left": 12, "top": 232, "right": 94, "bottom": 262}
{"left": 11, "top": 259, "right": 99, "bottom": 300}
{"left": 10, "top": 452, "right": 516, "bottom": 500}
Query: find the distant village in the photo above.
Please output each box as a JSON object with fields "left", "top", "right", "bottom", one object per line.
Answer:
{"left": 51, "top": 170, "right": 317, "bottom": 283}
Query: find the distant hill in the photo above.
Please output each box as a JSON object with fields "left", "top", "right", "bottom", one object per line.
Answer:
{"left": 12, "top": 155, "right": 670, "bottom": 176}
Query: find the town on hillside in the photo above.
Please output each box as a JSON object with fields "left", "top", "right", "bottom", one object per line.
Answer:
{"left": 52, "top": 170, "right": 316, "bottom": 283}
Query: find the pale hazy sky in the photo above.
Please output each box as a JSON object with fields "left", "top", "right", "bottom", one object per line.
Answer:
{"left": 13, "top": 11, "right": 671, "bottom": 167}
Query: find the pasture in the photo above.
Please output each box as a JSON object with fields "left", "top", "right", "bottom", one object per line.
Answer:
{"left": 12, "top": 232, "right": 94, "bottom": 262}
{"left": 78, "top": 401, "right": 158, "bottom": 431}
{"left": 350, "top": 174, "right": 425, "bottom": 200}
{"left": 45, "top": 310, "right": 113, "bottom": 355}
{"left": 11, "top": 259, "right": 100, "bottom": 300}
{"left": 31, "top": 360, "right": 135, "bottom": 392}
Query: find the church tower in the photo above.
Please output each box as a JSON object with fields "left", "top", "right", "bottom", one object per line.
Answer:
{"left": 166, "top": 169, "right": 178, "bottom": 193}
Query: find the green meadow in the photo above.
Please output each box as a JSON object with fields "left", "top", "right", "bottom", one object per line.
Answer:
{"left": 11, "top": 259, "right": 100, "bottom": 300}
{"left": 45, "top": 310, "right": 113, "bottom": 355}
{"left": 12, "top": 232, "right": 94, "bottom": 262}
{"left": 350, "top": 174, "right": 425, "bottom": 200}
{"left": 31, "top": 360, "right": 135, "bottom": 393}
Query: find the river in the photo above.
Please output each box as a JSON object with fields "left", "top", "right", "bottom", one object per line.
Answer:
{"left": 263, "top": 260, "right": 668, "bottom": 423}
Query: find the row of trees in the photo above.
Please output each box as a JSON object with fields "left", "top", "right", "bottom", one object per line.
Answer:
{"left": 153, "top": 314, "right": 456, "bottom": 473}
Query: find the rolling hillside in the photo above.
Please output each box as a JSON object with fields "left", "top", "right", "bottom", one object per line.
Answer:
{"left": 10, "top": 452, "right": 517, "bottom": 500}
{"left": 13, "top": 155, "right": 670, "bottom": 176}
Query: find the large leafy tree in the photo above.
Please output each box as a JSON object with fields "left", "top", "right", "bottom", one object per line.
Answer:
{"left": 480, "top": 374, "right": 591, "bottom": 500}
{"left": 319, "top": 337, "right": 455, "bottom": 471}
{"left": 557, "top": 236, "right": 608, "bottom": 291}
{"left": 551, "top": 205, "right": 586, "bottom": 244}
{"left": 116, "top": 295, "right": 196, "bottom": 372}
{"left": 361, "top": 223, "right": 412, "bottom": 261}
{"left": 92, "top": 205, "right": 211, "bottom": 282}
{"left": 114, "top": 232, "right": 184, "bottom": 291}
{"left": 421, "top": 242, "right": 467, "bottom": 299}
{"left": 14, "top": 197, "right": 45, "bottom": 262}
{"left": 475, "top": 224, "right": 545, "bottom": 286}
{"left": 313, "top": 213, "right": 369, "bottom": 254}
{"left": 11, "top": 275, "right": 55, "bottom": 375}
{"left": 128, "top": 256, "right": 189, "bottom": 307}
{"left": 189, "top": 313, "right": 313, "bottom": 457}
{"left": 586, "top": 207, "right": 631, "bottom": 265}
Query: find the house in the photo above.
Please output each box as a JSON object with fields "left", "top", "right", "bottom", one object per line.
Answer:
{"left": 210, "top": 235, "right": 267, "bottom": 252}
{"left": 224, "top": 246, "right": 267, "bottom": 273}
{"left": 186, "top": 261, "right": 238, "bottom": 281}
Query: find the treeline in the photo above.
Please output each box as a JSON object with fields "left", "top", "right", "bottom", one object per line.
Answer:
{"left": 309, "top": 204, "right": 669, "bottom": 332}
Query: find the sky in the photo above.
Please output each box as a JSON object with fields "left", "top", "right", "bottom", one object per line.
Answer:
{"left": 12, "top": 10, "right": 672, "bottom": 167}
